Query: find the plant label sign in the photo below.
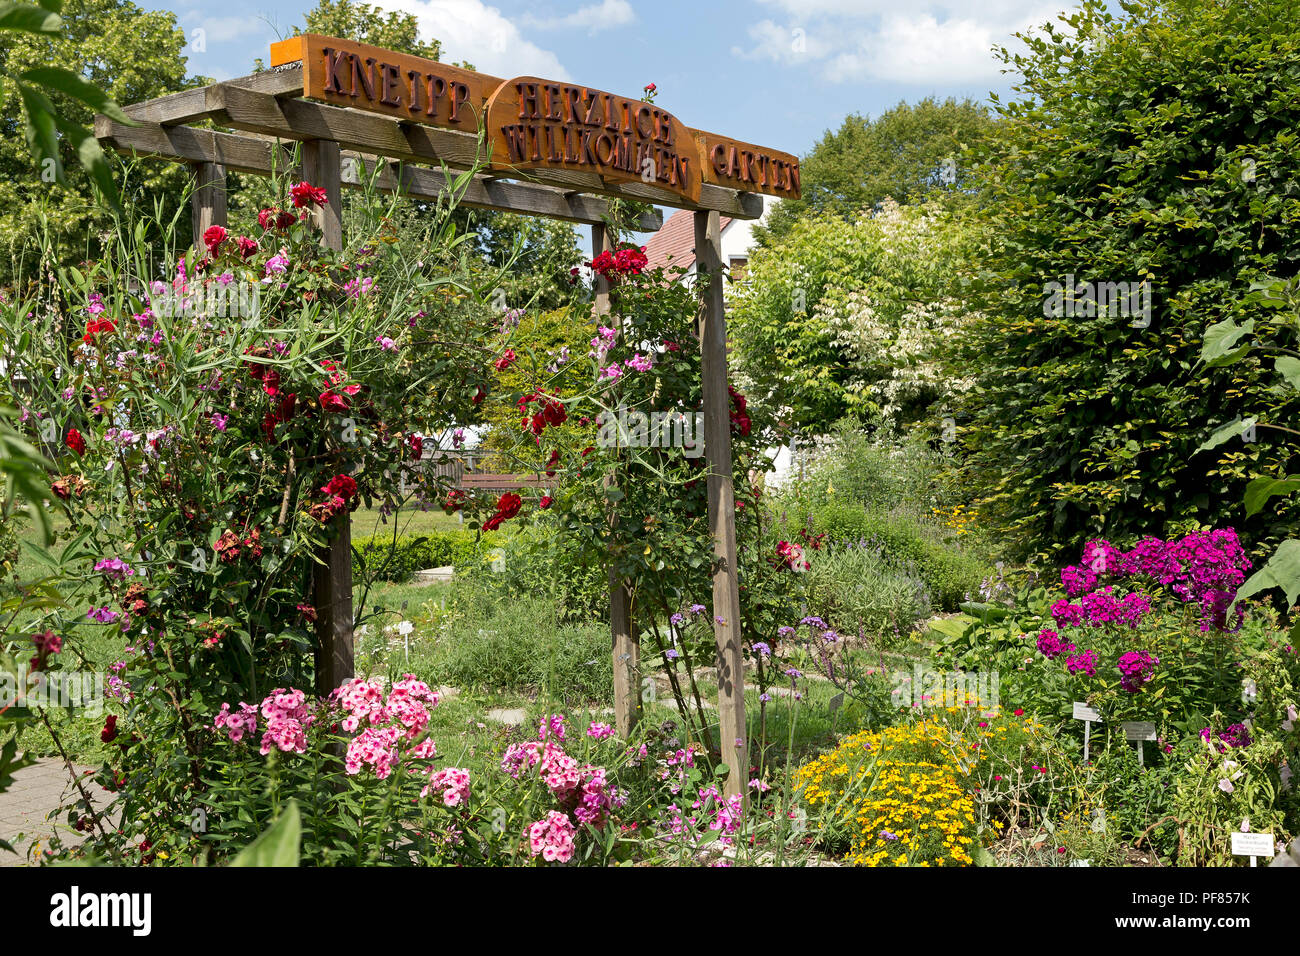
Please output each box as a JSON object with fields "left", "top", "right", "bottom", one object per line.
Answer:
{"left": 1231, "top": 831, "right": 1273, "bottom": 866}
{"left": 1122, "top": 721, "right": 1156, "bottom": 741}
{"left": 1073, "top": 701, "right": 1100, "bottom": 762}
{"left": 1122, "top": 720, "right": 1156, "bottom": 767}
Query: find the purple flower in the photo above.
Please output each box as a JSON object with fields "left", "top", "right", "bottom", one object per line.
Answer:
{"left": 87, "top": 606, "right": 119, "bottom": 624}
{"left": 1065, "top": 649, "right": 1097, "bottom": 676}
{"left": 210, "top": 412, "right": 228, "bottom": 432}
{"left": 1116, "top": 651, "right": 1159, "bottom": 693}
{"left": 1036, "top": 629, "right": 1074, "bottom": 660}
{"left": 752, "top": 642, "right": 771, "bottom": 657}
{"left": 94, "top": 558, "right": 134, "bottom": 581}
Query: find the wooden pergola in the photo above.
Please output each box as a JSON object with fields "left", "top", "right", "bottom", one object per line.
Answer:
{"left": 94, "top": 35, "right": 800, "bottom": 796}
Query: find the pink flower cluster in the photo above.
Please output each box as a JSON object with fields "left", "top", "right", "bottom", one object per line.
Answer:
{"left": 1051, "top": 588, "right": 1151, "bottom": 629}
{"left": 212, "top": 689, "right": 315, "bottom": 755}
{"left": 259, "top": 688, "right": 314, "bottom": 755}
{"left": 507, "top": 715, "right": 626, "bottom": 862}
{"left": 1117, "top": 651, "right": 1159, "bottom": 693}
{"left": 213, "top": 702, "right": 258, "bottom": 743}
{"left": 1036, "top": 629, "right": 1074, "bottom": 660}
{"left": 422, "top": 767, "right": 471, "bottom": 806}
{"left": 528, "top": 810, "right": 576, "bottom": 863}
{"left": 332, "top": 675, "right": 442, "bottom": 778}
{"left": 1059, "top": 531, "right": 1250, "bottom": 631}
{"left": 663, "top": 784, "right": 744, "bottom": 848}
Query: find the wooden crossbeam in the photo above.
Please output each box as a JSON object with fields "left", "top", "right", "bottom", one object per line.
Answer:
{"left": 106, "top": 78, "right": 765, "bottom": 219}
{"left": 94, "top": 116, "right": 662, "bottom": 229}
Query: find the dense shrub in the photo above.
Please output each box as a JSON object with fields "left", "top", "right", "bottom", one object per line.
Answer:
{"left": 795, "top": 503, "right": 986, "bottom": 610}
{"left": 962, "top": 0, "right": 1300, "bottom": 563}
{"left": 423, "top": 595, "right": 612, "bottom": 702}
{"left": 352, "top": 529, "right": 503, "bottom": 582}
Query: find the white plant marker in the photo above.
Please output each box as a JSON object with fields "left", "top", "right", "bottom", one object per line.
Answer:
{"left": 1073, "top": 701, "right": 1101, "bottom": 762}
{"left": 1231, "top": 823, "right": 1273, "bottom": 867}
{"left": 1121, "top": 721, "right": 1156, "bottom": 767}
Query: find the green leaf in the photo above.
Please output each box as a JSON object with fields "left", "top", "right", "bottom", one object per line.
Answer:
{"left": 1275, "top": 356, "right": 1300, "bottom": 391}
{"left": 1200, "top": 317, "right": 1254, "bottom": 367}
{"left": 1235, "top": 539, "right": 1300, "bottom": 608}
{"left": 16, "top": 82, "right": 61, "bottom": 184}
{"left": 1195, "top": 418, "right": 1253, "bottom": 454}
{"left": 229, "top": 800, "right": 301, "bottom": 867}
{"left": 1243, "top": 476, "right": 1300, "bottom": 517}
{"left": 50, "top": 113, "right": 121, "bottom": 213}
{"left": 20, "top": 66, "right": 135, "bottom": 125}
{"left": 0, "top": 2, "right": 61, "bottom": 33}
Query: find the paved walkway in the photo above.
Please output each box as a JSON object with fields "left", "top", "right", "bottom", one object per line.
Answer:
{"left": 0, "top": 757, "right": 105, "bottom": 867}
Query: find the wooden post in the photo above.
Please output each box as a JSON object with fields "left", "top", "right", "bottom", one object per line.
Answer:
{"left": 303, "top": 139, "right": 354, "bottom": 696}
{"left": 190, "top": 162, "right": 226, "bottom": 250}
{"left": 695, "top": 210, "right": 746, "bottom": 799}
{"left": 595, "top": 223, "right": 640, "bottom": 736}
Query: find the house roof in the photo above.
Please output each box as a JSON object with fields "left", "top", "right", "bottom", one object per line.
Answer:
{"left": 642, "top": 208, "right": 732, "bottom": 273}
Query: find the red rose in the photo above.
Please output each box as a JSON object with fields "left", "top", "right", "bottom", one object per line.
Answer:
{"left": 482, "top": 492, "right": 523, "bottom": 531}
{"left": 257, "top": 208, "right": 275, "bottom": 230}
{"left": 236, "top": 236, "right": 258, "bottom": 259}
{"left": 472, "top": 387, "right": 486, "bottom": 405}
{"left": 65, "top": 428, "right": 86, "bottom": 455}
{"left": 319, "top": 390, "right": 348, "bottom": 413}
{"left": 203, "top": 225, "right": 227, "bottom": 253}
{"left": 276, "top": 210, "right": 297, "bottom": 229}
{"left": 82, "top": 318, "right": 117, "bottom": 344}
{"left": 644, "top": 82, "right": 656, "bottom": 93}
{"left": 545, "top": 449, "right": 560, "bottom": 477}
{"left": 321, "top": 474, "right": 358, "bottom": 501}
{"left": 539, "top": 495, "right": 554, "bottom": 509}
{"left": 291, "top": 181, "right": 329, "bottom": 208}
{"left": 407, "top": 434, "right": 423, "bottom": 460}
{"left": 494, "top": 349, "right": 517, "bottom": 371}
{"left": 101, "top": 715, "right": 118, "bottom": 744}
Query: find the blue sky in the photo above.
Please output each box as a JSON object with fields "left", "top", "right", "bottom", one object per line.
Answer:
{"left": 150, "top": 0, "right": 1079, "bottom": 159}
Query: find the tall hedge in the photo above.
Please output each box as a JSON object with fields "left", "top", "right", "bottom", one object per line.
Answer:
{"left": 961, "top": 0, "right": 1300, "bottom": 563}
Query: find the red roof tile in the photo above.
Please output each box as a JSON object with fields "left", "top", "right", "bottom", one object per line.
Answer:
{"left": 642, "top": 208, "right": 732, "bottom": 273}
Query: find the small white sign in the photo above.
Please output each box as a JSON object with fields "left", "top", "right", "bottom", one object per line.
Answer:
{"left": 1073, "top": 702, "right": 1100, "bottom": 722}
{"left": 1122, "top": 721, "right": 1157, "bottom": 741}
{"left": 1231, "top": 832, "right": 1274, "bottom": 857}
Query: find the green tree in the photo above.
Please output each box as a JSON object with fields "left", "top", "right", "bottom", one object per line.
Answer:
{"left": 0, "top": 0, "right": 195, "bottom": 282}
{"left": 759, "top": 97, "right": 996, "bottom": 243}
{"left": 960, "top": 0, "right": 1300, "bottom": 564}
{"left": 297, "top": 0, "right": 440, "bottom": 60}
{"left": 730, "top": 199, "right": 975, "bottom": 433}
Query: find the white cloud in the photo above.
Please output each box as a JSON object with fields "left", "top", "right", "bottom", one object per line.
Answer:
{"left": 826, "top": 14, "right": 1011, "bottom": 85}
{"left": 381, "top": 0, "right": 571, "bottom": 78}
{"left": 176, "top": 12, "right": 275, "bottom": 45}
{"left": 522, "top": 0, "right": 636, "bottom": 35}
{"left": 730, "top": 19, "right": 831, "bottom": 64}
{"left": 732, "top": 1, "right": 1063, "bottom": 85}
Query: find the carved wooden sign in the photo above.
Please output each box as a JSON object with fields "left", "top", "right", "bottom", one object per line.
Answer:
{"left": 693, "top": 130, "right": 801, "bottom": 198}
{"left": 269, "top": 34, "right": 800, "bottom": 204}
{"left": 485, "top": 77, "right": 700, "bottom": 202}
{"left": 270, "top": 34, "right": 500, "bottom": 130}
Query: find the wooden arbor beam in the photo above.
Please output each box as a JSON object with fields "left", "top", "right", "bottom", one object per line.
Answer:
{"left": 108, "top": 77, "right": 765, "bottom": 219}
{"left": 695, "top": 209, "right": 746, "bottom": 800}
{"left": 94, "top": 117, "right": 663, "bottom": 230}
